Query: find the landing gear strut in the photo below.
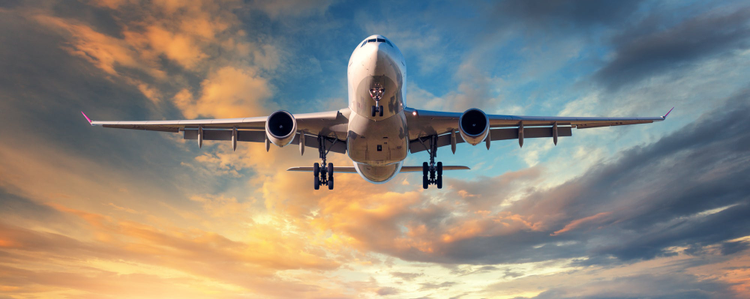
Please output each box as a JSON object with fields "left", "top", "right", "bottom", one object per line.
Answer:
{"left": 419, "top": 135, "right": 443, "bottom": 189}
{"left": 370, "top": 83, "right": 384, "bottom": 117}
{"left": 313, "top": 136, "right": 337, "bottom": 190}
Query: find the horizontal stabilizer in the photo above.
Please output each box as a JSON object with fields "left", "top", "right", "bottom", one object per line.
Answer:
{"left": 286, "top": 165, "right": 470, "bottom": 173}
{"left": 399, "top": 165, "right": 470, "bottom": 172}
{"left": 287, "top": 166, "right": 358, "bottom": 173}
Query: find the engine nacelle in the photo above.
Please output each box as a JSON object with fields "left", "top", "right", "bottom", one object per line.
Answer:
{"left": 458, "top": 108, "right": 490, "bottom": 146}
{"left": 265, "top": 110, "right": 297, "bottom": 147}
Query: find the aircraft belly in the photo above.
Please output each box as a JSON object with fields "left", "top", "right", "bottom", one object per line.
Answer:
{"left": 347, "top": 111, "right": 408, "bottom": 166}
{"left": 354, "top": 162, "right": 402, "bottom": 183}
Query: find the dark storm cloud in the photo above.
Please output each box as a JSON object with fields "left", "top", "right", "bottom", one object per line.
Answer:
{"left": 595, "top": 6, "right": 750, "bottom": 90}
{"left": 519, "top": 273, "right": 736, "bottom": 299}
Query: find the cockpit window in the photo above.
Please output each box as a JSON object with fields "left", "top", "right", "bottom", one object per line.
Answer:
{"left": 362, "top": 38, "right": 393, "bottom": 47}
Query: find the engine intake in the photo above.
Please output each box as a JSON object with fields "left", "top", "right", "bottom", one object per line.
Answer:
{"left": 459, "top": 108, "right": 490, "bottom": 145}
{"left": 265, "top": 110, "right": 297, "bottom": 147}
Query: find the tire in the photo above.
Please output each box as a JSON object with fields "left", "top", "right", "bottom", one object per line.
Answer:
{"left": 314, "top": 176, "right": 320, "bottom": 190}
{"left": 313, "top": 163, "right": 320, "bottom": 177}
{"left": 328, "top": 163, "right": 334, "bottom": 178}
{"left": 436, "top": 175, "right": 443, "bottom": 189}
{"left": 423, "top": 174, "right": 429, "bottom": 189}
{"left": 379, "top": 106, "right": 384, "bottom": 117}
{"left": 328, "top": 178, "right": 334, "bottom": 190}
{"left": 371, "top": 106, "right": 376, "bottom": 117}
{"left": 422, "top": 162, "right": 428, "bottom": 176}
{"left": 437, "top": 162, "right": 443, "bottom": 176}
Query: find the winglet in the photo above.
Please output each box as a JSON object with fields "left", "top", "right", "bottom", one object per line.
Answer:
{"left": 81, "top": 111, "right": 93, "bottom": 125}
{"left": 662, "top": 107, "right": 674, "bottom": 120}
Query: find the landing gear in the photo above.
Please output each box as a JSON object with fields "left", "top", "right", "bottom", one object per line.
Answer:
{"left": 371, "top": 105, "right": 383, "bottom": 117}
{"left": 314, "top": 163, "right": 320, "bottom": 190}
{"left": 419, "top": 135, "right": 443, "bottom": 189}
{"left": 313, "top": 136, "right": 338, "bottom": 190}
{"left": 370, "top": 83, "right": 385, "bottom": 117}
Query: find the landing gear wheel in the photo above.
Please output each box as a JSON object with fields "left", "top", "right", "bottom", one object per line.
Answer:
{"left": 423, "top": 162, "right": 428, "bottom": 176}
{"left": 379, "top": 106, "right": 384, "bottom": 117}
{"left": 436, "top": 175, "right": 442, "bottom": 189}
{"left": 313, "top": 163, "right": 320, "bottom": 190}
{"left": 422, "top": 174, "right": 429, "bottom": 189}
{"left": 437, "top": 162, "right": 443, "bottom": 176}
{"left": 327, "top": 163, "right": 334, "bottom": 190}
{"left": 371, "top": 106, "right": 376, "bottom": 117}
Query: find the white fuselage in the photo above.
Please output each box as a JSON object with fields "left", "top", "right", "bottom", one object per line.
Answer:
{"left": 346, "top": 35, "right": 409, "bottom": 183}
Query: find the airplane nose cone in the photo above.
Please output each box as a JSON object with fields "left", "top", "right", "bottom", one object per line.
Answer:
{"left": 362, "top": 43, "right": 393, "bottom": 75}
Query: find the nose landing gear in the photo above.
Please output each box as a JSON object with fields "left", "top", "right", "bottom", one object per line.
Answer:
{"left": 313, "top": 136, "right": 337, "bottom": 190}
{"left": 370, "top": 83, "right": 385, "bottom": 117}
{"left": 419, "top": 135, "right": 443, "bottom": 189}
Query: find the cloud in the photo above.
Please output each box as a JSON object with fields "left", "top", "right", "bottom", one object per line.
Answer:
{"left": 173, "top": 66, "right": 272, "bottom": 119}
{"left": 491, "top": 0, "right": 643, "bottom": 30}
{"left": 595, "top": 6, "right": 750, "bottom": 90}
{"left": 302, "top": 92, "right": 750, "bottom": 266}
{"left": 28, "top": 0, "right": 278, "bottom": 120}
{"left": 3, "top": 1, "right": 750, "bottom": 298}
{"left": 438, "top": 94, "right": 750, "bottom": 264}
{"left": 377, "top": 286, "right": 400, "bottom": 296}
{"left": 549, "top": 212, "right": 611, "bottom": 236}
{"left": 251, "top": 0, "right": 335, "bottom": 19}
{"left": 513, "top": 273, "right": 736, "bottom": 299}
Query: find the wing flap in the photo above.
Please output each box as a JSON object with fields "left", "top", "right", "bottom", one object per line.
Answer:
{"left": 409, "top": 127, "right": 573, "bottom": 153}
{"left": 185, "top": 130, "right": 347, "bottom": 153}
{"left": 490, "top": 126, "right": 573, "bottom": 140}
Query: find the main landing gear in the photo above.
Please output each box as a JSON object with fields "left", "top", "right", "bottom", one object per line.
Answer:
{"left": 313, "top": 136, "right": 338, "bottom": 190}
{"left": 419, "top": 135, "right": 443, "bottom": 189}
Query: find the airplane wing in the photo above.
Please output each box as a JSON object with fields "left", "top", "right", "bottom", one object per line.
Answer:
{"left": 82, "top": 109, "right": 351, "bottom": 153}
{"left": 406, "top": 107, "right": 673, "bottom": 153}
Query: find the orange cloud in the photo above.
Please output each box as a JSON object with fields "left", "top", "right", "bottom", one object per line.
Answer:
{"left": 550, "top": 211, "right": 612, "bottom": 236}
{"left": 34, "top": 0, "right": 272, "bottom": 120}
{"left": 174, "top": 66, "right": 272, "bottom": 119}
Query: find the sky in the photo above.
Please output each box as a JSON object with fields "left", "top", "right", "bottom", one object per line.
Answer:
{"left": 1, "top": 0, "right": 749, "bottom": 298}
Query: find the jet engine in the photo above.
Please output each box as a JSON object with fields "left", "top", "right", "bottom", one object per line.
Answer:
{"left": 265, "top": 110, "right": 297, "bottom": 147}
{"left": 458, "top": 108, "right": 490, "bottom": 145}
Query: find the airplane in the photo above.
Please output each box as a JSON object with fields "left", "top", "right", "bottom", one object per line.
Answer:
{"left": 82, "top": 34, "right": 672, "bottom": 190}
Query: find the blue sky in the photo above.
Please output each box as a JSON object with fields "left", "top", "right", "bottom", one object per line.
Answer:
{"left": 1, "top": 0, "right": 750, "bottom": 298}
